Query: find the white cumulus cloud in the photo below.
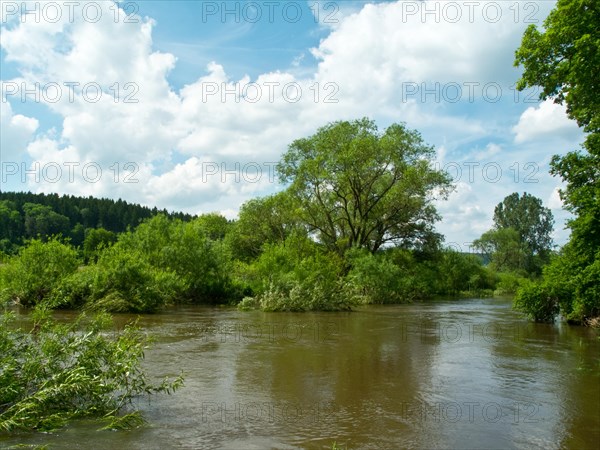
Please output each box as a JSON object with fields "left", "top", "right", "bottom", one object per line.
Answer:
{"left": 513, "top": 99, "right": 581, "bottom": 144}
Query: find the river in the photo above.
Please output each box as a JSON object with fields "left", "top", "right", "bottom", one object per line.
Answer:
{"left": 2, "top": 297, "right": 599, "bottom": 449}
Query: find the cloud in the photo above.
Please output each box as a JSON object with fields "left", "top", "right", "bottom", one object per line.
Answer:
{"left": 513, "top": 99, "right": 581, "bottom": 143}
{"left": 0, "top": 97, "right": 39, "bottom": 161}
{"left": 0, "top": 1, "right": 579, "bottom": 244}
{"left": 435, "top": 181, "right": 491, "bottom": 249}
{"left": 312, "top": 1, "right": 550, "bottom": 88}
{"left": 548, "top": 186, "right": 563, "bottom": 210}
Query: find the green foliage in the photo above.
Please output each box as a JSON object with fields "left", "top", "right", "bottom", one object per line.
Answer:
{"left": 346, "top": 247, "right": 495, "bottom": 304}
{"left": 0, "top": 239, "right": 19, "bottom": 257}
{"left": 515, "top": 0, "right": 599, "bottom": 134}
{"left": 239, "top": 239, "right": 498, "bottom": 311}
{"left": 277, "top": 118, "right": 452, "bottom": 255}
{"left": 435, "top": 250, "right": 496, "bottom": 295}
{"left": 0, "top": 309, "right": 183, "bottom": 432}
{"left": 474, "top": 227, "right": 528, "bottom": 274}
{"left": 541, "top": 247, "right": 598, "bottom": 323}
{"left": 160, "top": 219, "right": 233, "bottom": 302}
{"left": 493, "top": 192, "right": 554, "bottom": 273}
{"left": 573, "top": 254, "right": 600, "bottom": 321}
{"left": 227, "top": 192, "right": 302, "bottom": 261}
{"left": 539, "top": 249, "right": 578, "bottom": 318}
{"left": 70, "top": 223, "right": 86, "bottom": 247}
{"left": 241, "top": 235, "right": 358, "bottom": 311}
{"left": 48, "top": 266, "right": 97, "bottom": 310}
{"left": 59, "top": 244, "right": 183, "bottom": 313}
{"left": 120, "top": 215, "right": 234, "bottom": 303}
{"left": 3, "top": 214, "right": 238, "bottom": 312}
{"left": 83, "top": 227, "right": 117, "bottom": 262}
{"left": 514, "top": 281, "right": 559, "bottom": 323}
{"left": 515, "top": 0, "right": 599, "bottom": 324}
{"left": 91, "top": 247, "right": 183, "bottom": 312}
{"left": 544, "top": 121, "right": 599, "bottom": 325}
{"left": 0, "top": 238, "right": 79, "bottom": 307}
{"left": 22, "top": 203, "right": 71, "bottom": 240}
{"left": 194, "top": 212, "right": 230, "bottom": 241}
{"left": 514, "top": 246, "right": 599, "bottom": 324}
{"left": 475, "top": 193, "right": 554, "bottom": 276}
{"left": 0, "top": 200, "right": 22, "bottom": 244}
{"left": 346, "top": 248, "right": 423, "bottom": 303}
{"left": 495, "top": 272, "right": 528, "bottom": 295}
{"left": 550, "top": 140, "right": 600, "bottom": 262}
{"left": 0, "top": 191, "right": 194, "bottom": 252}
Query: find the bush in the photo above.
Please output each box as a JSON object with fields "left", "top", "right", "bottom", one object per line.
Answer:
{"left": 346, "top": 249, "right": 421, "bottom": 303}
{"left": 495, "top": 272, "right": 528, "bottom": 295}
{"left": 345, "top": 248, "right": 497, "bottom": 303}
{"left": 435, "top": 250, "right": 496, "bottom": 295}
{"left": 0, "top": 308, "right": 182, "bottom": 432}
{"left": 256, "top": 279, "right": 357, "bottom": 312}
{"left": 0, "top": 238, "right": 79, "bottom": 307}
{"left": 244, "top": 236, "right": 358, "bottom": 311}
{"left": 570, "top": 255, "right": 600, "bottom": 323}
{"left": 524, "top": 247, "right": 600, "bottom": 324}
{"left": 83, "top": 228, "right": 117, "bottom": 263}
{"left": 49, "top": 266, "right": 96, "bottom": 309}
{"left": 119, "top": 215, "right": 234, "bottom": 303}
{"left": 35, "top": 214, "right": 240, "bottom": 312}
{"left": 514, "top": 281, "right": 559, "bottom": 322}
{"left": 86, "top": 245, "right": 185, "bottom": 313}
{"left": 50, "top": 243, "right": 185, "bottom": 313}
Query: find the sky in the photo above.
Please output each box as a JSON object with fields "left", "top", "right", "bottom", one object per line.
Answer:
{"left": 0, "top": 0, "right": 586, "bottom": 250}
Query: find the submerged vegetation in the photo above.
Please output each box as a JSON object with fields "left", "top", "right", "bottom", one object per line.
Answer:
{"left": 0, "top": 308, "right": 183, "bottom": 432}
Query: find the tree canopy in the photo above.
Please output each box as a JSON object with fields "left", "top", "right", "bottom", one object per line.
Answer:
{"left": 514, "top": 0, "right": 599, "bottom": 265}
{"left": 228, "top": 192, "right": 303, "bottom": 261}
{"left": 0, "top": 191, "right": 194, "bottom": 253}
{"left": 276, "top": 118, "right": 452, "bottom": 255}
{"left": 474, "top": 227, "right": 527, "bottom": 274}
{"left": 514, "top": 0, "right": 599, "bottom": 323}
{"left": 474, "top": 193, "right": 553, "bottom": 275}
{"left": 514, "top": 0, "right": 599, "bottom": 134}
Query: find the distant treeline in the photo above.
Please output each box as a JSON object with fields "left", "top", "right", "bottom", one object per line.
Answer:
{"left": 0, "top": 191, "right": 193, "bottom": 252}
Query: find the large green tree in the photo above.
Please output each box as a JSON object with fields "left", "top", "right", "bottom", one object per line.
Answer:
{"left": 515, "top": 0, "right": 599, "bottom": 134}
{"left": 493, "top": 192, "right": 554, "bottom": 273}
{"left": 276, "top": 118, "right": 452, "bottom": 255}
{"left": 514, "top": 0, "right": 599, "bottom": 322}
{"left": 474, "top": 227, "right": 528, "bottom": 274}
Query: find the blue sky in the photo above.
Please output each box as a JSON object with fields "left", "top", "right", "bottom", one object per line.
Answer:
{"left": 0, "top": 1, "right": 585, "bottom": 248}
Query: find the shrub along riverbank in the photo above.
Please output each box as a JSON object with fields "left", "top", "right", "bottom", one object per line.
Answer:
{"left": 1, "top": 214, "right": 505, "bottom": 314}
{"left": 0, "top": 307, "right": 182, "bottom": 432}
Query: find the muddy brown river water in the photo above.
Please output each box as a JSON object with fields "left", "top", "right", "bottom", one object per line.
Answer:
{"left": 3, "top": 297, "right": 599, "bottom": 449}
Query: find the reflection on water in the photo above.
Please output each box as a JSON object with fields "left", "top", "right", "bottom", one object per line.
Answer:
{"left": 2, "top": 298, "right": 599, "bottom": 449}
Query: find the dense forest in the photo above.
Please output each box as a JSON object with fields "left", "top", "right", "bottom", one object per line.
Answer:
{"left": 0, "top": 191, "right": 193, "bottom": 253}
